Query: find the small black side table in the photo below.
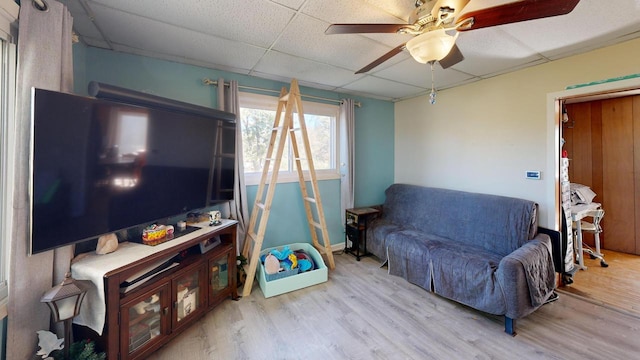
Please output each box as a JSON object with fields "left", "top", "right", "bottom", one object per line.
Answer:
{"left": 345, "top": 207, "right": 379, "bottom": 261}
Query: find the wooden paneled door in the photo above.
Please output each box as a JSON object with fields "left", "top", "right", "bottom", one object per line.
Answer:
{"left": 564, "top": 95, "right": 640, "bottom": 255}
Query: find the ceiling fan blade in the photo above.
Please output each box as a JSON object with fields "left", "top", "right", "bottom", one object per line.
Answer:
{"left": 439, "top": 44, "right": 464, "bottom": 69}
{"left": 355, "top": 43, "right": 406, "bottom": 74}
{"left": 456, "top": 0, "right": 581, "bottom": 31}
{"left": 325, "top": 23, "right": 412, "bottom": 35}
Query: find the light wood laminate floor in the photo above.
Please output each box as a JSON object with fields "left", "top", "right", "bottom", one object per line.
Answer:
{"left": 559, "top": 249, "right": 640, "bottom": 317}
{"left": 149, "top": 252, "right": 640, "bottom": 360}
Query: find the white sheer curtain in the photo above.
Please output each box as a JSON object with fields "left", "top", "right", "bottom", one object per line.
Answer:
{"left": 340, "top": 99, "right": 356, "bottom": 225}
{"left": 7, "top": 1, "right": 74, "bottom": 358}
{"left": 217, "top": 78, "right": 249, "bottom": 253}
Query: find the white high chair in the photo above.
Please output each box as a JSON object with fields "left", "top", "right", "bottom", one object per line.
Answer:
{"left": 573, "top": 208, "right": 608, "bottom": 268}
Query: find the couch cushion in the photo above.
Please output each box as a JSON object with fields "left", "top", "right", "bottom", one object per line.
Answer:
{"left": 429, "top": 241, "right": 506, "bottom": 315}
{"left": 383, "top": 184, "right": 537, "bottom": 256}
{"left": 366, "top": 219, "right": 404, "bottom": 261}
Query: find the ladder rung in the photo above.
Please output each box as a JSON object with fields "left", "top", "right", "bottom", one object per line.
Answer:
{"left": 280, "top": 93, "right": 290, "bottom": 102}
{"left": 293, "top": 157, "right": 307, "bottom": 161}
{"left": 247, "top": 232, "right": 258, "bottom": 242}
{"left": 256, "top": 202, "right": 266, "bottom": 210}
{"left": 272, "top": 126, "right": 284, "bottom": 131}
{"left": 289, "top": 127, "right": 301, "bottom": 132}
{"left": 303, "top": 197, "right": 316, "bottom": 203}
{"left": 310, "top": 221, "right": 321, "bottom": 229}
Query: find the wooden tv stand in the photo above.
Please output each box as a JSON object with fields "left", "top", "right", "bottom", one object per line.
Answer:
{"left": 72, "top": 220, "right": 238, "bottom": 360}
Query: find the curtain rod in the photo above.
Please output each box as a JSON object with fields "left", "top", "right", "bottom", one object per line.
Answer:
{"left": 202, "top": 78, "right": 361, "bottom": 108}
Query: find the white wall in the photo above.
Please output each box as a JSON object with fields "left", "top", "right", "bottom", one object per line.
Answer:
{"left": 395, "top": 37, "right": 640, "bottom": 229}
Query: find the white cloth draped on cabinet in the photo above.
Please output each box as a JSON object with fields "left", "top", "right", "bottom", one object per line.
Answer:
{"left": 216, "top": 77, "right": 249, "bottom": 253}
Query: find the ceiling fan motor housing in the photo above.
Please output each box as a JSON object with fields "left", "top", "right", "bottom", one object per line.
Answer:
{"left": 409, "top": 0, "right": 470, "bottom": 29}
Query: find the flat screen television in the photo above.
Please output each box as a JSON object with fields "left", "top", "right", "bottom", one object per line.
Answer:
{"left": 29, "top": 87, "right": 236, "bottom": 254}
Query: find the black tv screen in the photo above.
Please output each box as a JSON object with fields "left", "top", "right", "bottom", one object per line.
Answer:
{"left": 30, "top": 87, "right": 236, "bottom": 254}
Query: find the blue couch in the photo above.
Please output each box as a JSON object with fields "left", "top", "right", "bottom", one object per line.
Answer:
{"left": 367, "top": 184, "right": 556, "bottom": 335}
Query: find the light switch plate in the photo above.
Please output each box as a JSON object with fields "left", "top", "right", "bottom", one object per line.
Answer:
{"left": 526, "top": 171, "right": 541, "bottom": 180}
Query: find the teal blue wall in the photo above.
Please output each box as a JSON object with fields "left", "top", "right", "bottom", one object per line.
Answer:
{"left": 73, "top": 45, "right": 394, "bottom": 249}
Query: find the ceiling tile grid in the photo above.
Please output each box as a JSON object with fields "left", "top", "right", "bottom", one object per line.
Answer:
{"left": 252, "top": 50, "right": 364, "bottom": 89}
{"left": 59, "top": 0, "right": 640, "bottom": 101}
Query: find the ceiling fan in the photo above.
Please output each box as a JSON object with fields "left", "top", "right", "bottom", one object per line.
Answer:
{"left": 325, "top": 0, "right": 581, "bottom": 74}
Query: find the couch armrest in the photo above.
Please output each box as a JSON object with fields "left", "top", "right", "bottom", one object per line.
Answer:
{"left": 497, "top": 233, "right": 556, "bottom": 319}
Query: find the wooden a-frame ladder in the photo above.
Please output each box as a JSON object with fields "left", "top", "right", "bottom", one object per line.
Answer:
{"left": 241, "top": 79, "right": 335, "bottom": 297}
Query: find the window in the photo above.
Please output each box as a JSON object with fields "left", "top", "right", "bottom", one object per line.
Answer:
{"left": 239, "top": 92, "right": 340, "bottom": 185}
{"left": 0, "top": 17, "right": 17, "bottom": 310}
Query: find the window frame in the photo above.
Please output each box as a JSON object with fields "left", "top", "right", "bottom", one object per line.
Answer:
{"left": 238, "top": 91, "right": 341, "bottom": 186}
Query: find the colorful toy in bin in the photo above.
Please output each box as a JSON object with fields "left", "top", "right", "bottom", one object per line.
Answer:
{"left": 258, "top": 243, "right": 328, "bottom": 297}
{"left": 260, "top": 245, "right": 315, "bottom": 281}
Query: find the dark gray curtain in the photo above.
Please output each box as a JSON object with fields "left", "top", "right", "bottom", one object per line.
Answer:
{"left": 216, "top": 78, "right": 249, "bottom": 254}
{"left": 7, "top": 1, "right": 74, "bottom": 358}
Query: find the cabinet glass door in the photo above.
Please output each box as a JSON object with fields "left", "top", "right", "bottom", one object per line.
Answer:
{"left": 209, "top": 256, "right": 229, "bottom": 299}
{"left": 173, "top": 264, "right": 206, "bottom": 329}
{"left": 124, "top": 287, "right": 167, "bottom": 356}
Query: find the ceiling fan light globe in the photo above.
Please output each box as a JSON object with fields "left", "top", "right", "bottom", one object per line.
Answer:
{"left": 406, "top": 29, "right": 458, "bottom": 64}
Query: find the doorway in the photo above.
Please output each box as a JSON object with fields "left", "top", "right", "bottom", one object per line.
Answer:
{"left": 548, "top": 76, "right": 640, "bottom": 317}
{"left": 563, "top": 95, "right": 640, "bottom": 255}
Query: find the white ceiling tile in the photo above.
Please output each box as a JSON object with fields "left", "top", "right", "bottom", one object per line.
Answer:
{"left": 110, "top": 43, "right": 254, "bottom": 77}
{"left": 90, "top": 4, "right": 267, "bottom": 72}
{"left": 62, "top": 0, "right": 640, "bottom": 100}
{"left": 302, "top": 0, "right": 405, "bottom": 24}
{"left": 374, "top": 57, "right": 476, "bottom": 89}
{"left": 274, "top": 14, "right": 398, "bottom": 72}
{"left": 271, "top": 0, "right": 307, "bottom": 10}
{"left": 363, "top": 0, "right": 415, "bottom": 20}
{"left": 89, "top": 0, "right": 295, "bottom": 48}
{"left": 498, "top": 0, "right": 640, "bottom": 59}
{"left": 449, "top": 28, "right": 543, "bottom": 76}
{"left": 253, "top": 51, "right": 364, "bottom": 88}
{"left": 58, "top": 0, "right": 104, "bottom": 40}
{"left": 70, "top": 15, "right": 105, "bottom": 41}
{"left": 340, "top": 76, "right": 425, "bottom": 100}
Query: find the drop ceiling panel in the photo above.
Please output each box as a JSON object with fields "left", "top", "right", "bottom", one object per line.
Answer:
{"left": 362, "top": 0, "right": 416, "bottom": 20}
{"left": 89, "top": 0, "right": 295, "bottom": 48}
{"left": 449, "top": 28, "right": 544, "bottom": 76}
{"left": 303, "top": 0, "right": 405, "bottom": 25}
{"left": 340, "top": 76, "right": 425, "bottom": 100}
{"left": 90, "top": 4, "right": 267, "bottom": 72}
{"left": 62, "top": 0, "right": 640, "bottom": 101}
{"left": 374, "top": 57, "right": 477, "bottom": 89}
{"left": 304, "top": 0, "right": 414, "bottom": 49}
{"left": 274, "top": 14, "right": 396, "bottom": 72}
{"left": 272, "top": 0, "right": 307, "bottom": 10}
{"left": 500, "top": 0, "right": 640, "bottom": 60}
{"left": 58, "top": 0, "right": 103, "bottom": 40}
{"left": 69, "top": 15, "right": 104, "bottom": 41}
{"left": 254, "top": 51, "right": 363, "bottom": 88}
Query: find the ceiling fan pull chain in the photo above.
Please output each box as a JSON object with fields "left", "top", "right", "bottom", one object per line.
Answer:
{"left": 429, "top": 61, "right": 436, "bottom": 105}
